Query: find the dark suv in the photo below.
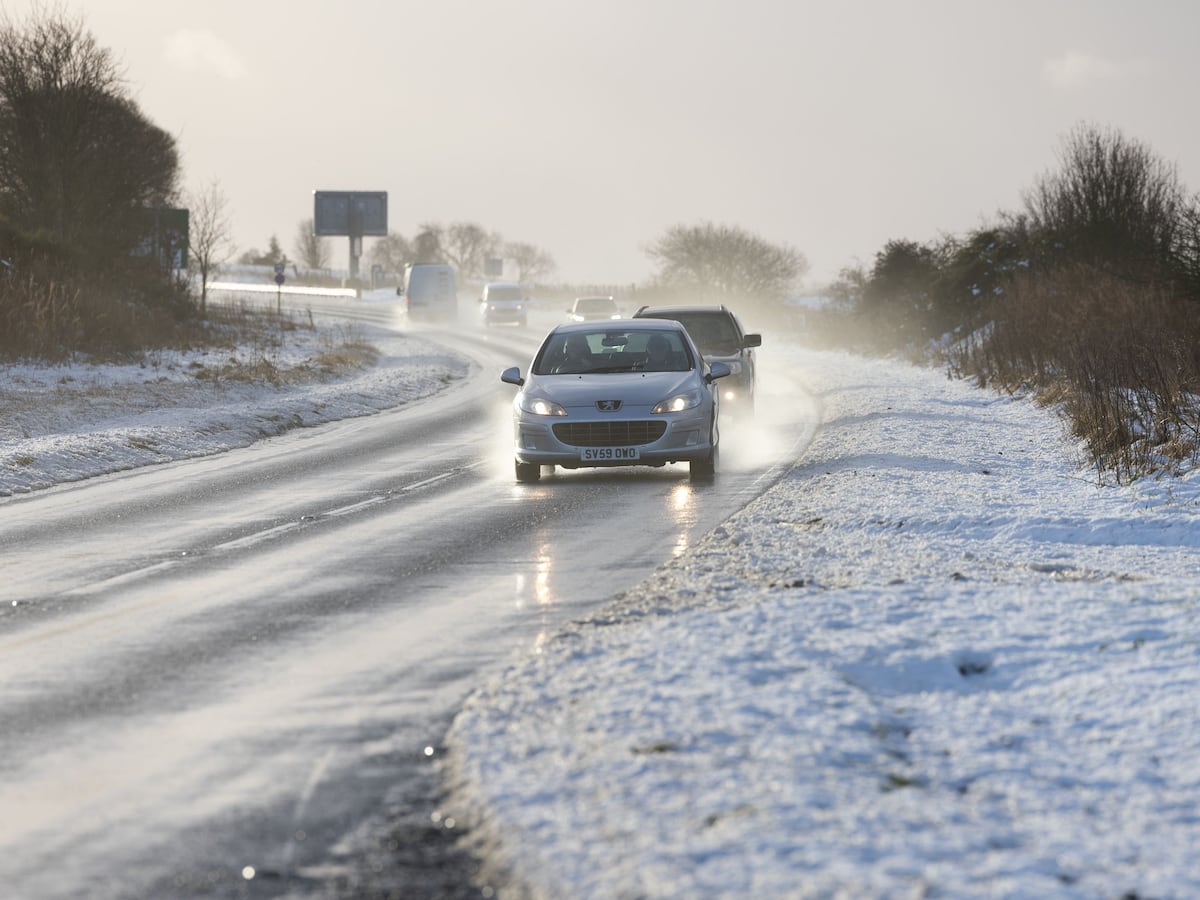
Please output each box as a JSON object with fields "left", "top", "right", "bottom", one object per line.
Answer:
{"left": 632, "top": 304, "right": 761, "bottom": 417}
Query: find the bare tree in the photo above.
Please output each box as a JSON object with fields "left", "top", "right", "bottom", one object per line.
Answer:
{"left": 186, "top": 180, "right": 233, "bottom": 317}
{"left": 411, "top": 222, "right": 445, "bottom": 264}
{"left": 0, "top": 8, "right": 179, "bottom": 273}
{"left": 293, "top": 218, "right": 330, "bottom": 271}
{"left": 1024, "top": 122, "right": 1187, "bottom": 284}
{"left": 443, "top": 221, "right": 501, "bottom": 281}
{"left": 1175, "top": 197, "right": 1200, "bottom": 298}
{"left": 238, "top": 236, "right": 286, "bottom": 267}
{"left": 366, "top": 232, "right": 411, "bottom": 274}
{"left": 503, "top": 241, "right": 556, "bottom": 284}
{"left": 646, "top": 222, "right": 807, "bottom": 302}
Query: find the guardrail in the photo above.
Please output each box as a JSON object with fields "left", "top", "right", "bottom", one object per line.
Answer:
{"left": 207, "top": 281, "right": 359, "bottom": 298}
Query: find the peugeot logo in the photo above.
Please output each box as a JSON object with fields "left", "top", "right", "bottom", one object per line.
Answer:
{"left": 596, "top": 400, "right": 622, "bottom": 412}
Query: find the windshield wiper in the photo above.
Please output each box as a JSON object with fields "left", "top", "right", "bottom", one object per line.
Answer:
{"left": 588, "top": 364, "right": 644, "bottom": 373}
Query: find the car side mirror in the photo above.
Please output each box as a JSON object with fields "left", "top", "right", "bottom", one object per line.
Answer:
{"left": 501, "top": 366, "right": 525, "bottom": 387}
{"left": 396, "top": 286, "right": 403, "bottom": 296}
{"left": 707, "top": 361, "right": 731, "bottom": 382}
{"left": 743, "top": 334, "right": 762, "bottom": 349}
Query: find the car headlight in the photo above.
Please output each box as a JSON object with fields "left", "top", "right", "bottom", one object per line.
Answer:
{"left": 652, "top": 389, "right": 703, "bottom": 414}
{"left": 518, "top": 393, "right": 567, "bottom": 416}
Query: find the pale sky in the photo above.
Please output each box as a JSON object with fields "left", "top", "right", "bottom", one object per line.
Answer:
{"left": 33, "top": 0, "right": 1200, "bottom": 286}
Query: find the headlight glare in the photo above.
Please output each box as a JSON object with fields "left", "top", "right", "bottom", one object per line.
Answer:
{"left": 652, "top": 389, "right": 702, "bottom": 414}
{"left": 519, "top": 394, "right": 567, "bottom": 416}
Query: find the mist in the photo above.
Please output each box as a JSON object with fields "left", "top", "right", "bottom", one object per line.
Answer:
{"left": 72, "top": 0, "right": 1200, "bottom": 288}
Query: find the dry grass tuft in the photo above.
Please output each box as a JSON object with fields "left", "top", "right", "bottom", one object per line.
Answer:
{"left": 948, "top": 265, "right": 1200, "bottom": 482}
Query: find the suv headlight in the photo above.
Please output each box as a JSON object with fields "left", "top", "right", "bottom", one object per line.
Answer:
{"left": 652, "top": 389, "right": 703, "bottom": 414}
{"left": 518, "top": 393, "right": 567, "bottom": 416}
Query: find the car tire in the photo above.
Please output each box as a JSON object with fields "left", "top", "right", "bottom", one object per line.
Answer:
{"left": 690, "top": 443, "right": 718, "bottom": 481}
{"left": 515, "top": 460, "right": 541, "bottom": 483}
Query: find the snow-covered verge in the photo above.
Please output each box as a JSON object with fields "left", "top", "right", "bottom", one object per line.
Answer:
{"left": 0, "top": 315, "right": 469, "bottom": 497}
{"left": 445, "top": 347, "right": 1200, "bottom": 899}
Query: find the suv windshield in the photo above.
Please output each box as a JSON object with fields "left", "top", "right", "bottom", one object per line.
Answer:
{"left": 658, "top": 312, "right": 740, "bottom": 355}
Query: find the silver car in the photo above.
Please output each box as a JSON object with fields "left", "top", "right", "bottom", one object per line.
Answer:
{"left": 565, "top": 295, "right": 621, "bottom": 322}
{"left": 501, "top": 320, "right": 730, "bottom": 483}
{"left": 479, "top": 281, "right": 527, "bottom": 327}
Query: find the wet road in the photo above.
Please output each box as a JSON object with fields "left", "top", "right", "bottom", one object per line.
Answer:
{"left": 0, "top": 300, "right": 817, "bottom": 898}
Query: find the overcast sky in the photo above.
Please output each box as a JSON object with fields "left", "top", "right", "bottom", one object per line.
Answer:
{"left": 47, "top": 0, "right": 1200, "bottom": 287}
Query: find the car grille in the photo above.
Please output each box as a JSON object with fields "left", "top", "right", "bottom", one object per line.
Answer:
{"left": 553, "top": 420, "right": 667, "bottom": 447}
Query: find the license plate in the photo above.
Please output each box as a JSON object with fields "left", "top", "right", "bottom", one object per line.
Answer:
{"left": 581, "top": 446, "right": 640, "bottom": 461}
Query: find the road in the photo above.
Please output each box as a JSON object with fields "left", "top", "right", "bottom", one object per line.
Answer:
{"left": 0, "top": 298, "right": 817, "bottom": 898}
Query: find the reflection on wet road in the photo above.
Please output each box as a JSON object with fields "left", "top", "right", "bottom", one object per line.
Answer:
{"left": 0, "top": 302, "right": 818, "bottom": 898}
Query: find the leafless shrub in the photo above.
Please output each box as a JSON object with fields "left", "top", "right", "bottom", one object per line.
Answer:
{"left": 1025, "top": 123, "right": 1189, "bottom": 290}
{"left": 951, "top": 265, "right": 1200, "bottom": 481}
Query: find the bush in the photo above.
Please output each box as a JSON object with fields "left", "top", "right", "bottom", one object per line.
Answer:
{"left": 949, "top": 264, "right": 1200, "bottom": 481}
{"left": 0, "top": 264, "right": 194, "bottom": 361}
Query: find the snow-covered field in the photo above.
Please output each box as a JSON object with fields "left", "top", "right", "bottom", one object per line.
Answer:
{"left": 4, "top": 316, "right": 1199, "bottom": 898}
{"left": 445, "top": 349, "right": 1200, "bottom": 899}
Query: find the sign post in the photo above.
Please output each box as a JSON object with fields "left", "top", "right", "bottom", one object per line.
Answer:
{"left": 274, "top": 263, "right": 286, "bottom": 315}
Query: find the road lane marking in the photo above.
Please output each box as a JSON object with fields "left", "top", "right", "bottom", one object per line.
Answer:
{"left": 54, "top": 462, "right": 490, "bottom": 599}
{"left": 62, "top": 560, "right": 181, "bottom": 597}
{"left": 213, "top": 520, "right": 304, "bottom": 552}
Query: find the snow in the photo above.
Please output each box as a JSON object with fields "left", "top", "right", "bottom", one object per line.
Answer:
{"left": 0, "top": 309, "right": 469, "bottom": 496}
{"left": 5, "top": 313, "right": 1200, "bottom": 897}
{"left": 444, "top": 348, "right": 1200, "bottom": 898}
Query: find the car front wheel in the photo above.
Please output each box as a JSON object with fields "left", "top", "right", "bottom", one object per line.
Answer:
{"left": 515, "top": 460, "right": 541, "bottom": 483}
{"left": 689, "top": 443, "right": 718, "bottom": 481}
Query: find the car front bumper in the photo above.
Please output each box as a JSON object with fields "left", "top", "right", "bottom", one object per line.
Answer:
{"left": 484, "top": 308, "right": 526, "bottom": 324}
{"left": 513, "top": 409, "right": 715, "bottom": 468}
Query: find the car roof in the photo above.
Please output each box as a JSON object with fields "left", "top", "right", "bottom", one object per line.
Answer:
{"left": 634, "top": 304, "right": 733, "bottom": 316}
{"left": 551, "top": 318, "right": 686, "bottom": 335}
{"left": 485, "top": 281, "right": 521, "bottom": 289}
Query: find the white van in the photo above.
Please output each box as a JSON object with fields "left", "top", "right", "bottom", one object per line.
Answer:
{"left": 400, "top": 263, "right": 457, "bottom": 322}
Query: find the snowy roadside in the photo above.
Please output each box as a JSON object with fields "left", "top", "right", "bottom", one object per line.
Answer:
{"left": 7, "top": 316, "right": 1200, "bottom": 897}
{"left": 445, "top": 347, "right": 1200, "bottom": 899}
{"left": 0, "top": 314, "right": 470, "bottom": 497}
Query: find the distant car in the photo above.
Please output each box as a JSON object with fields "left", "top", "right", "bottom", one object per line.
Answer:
{"left": 479, "top": 281, "right": 527, "bottom": 327}
{"left": 566, "top": 295, "right": 621, "bottom": 322}
{"left": 500, "top": 319, "right": 730, "bottom": 483}
{"left": 632, "top": 304, "right": 761, "bottom": 417}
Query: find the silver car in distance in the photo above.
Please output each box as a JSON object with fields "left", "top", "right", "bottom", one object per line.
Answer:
{"left": 500, "top": 319, "right": 731, "bottom": 483}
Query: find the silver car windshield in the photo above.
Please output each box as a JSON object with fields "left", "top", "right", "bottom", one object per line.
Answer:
{"left": 533, "top": 330, "right": 694, "bottom": 376}
{"left": 575, "top": 297, "right": 616, "bottom": 314}
{"left": 487, "top": 286, "right": 522, "bottom": 302}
